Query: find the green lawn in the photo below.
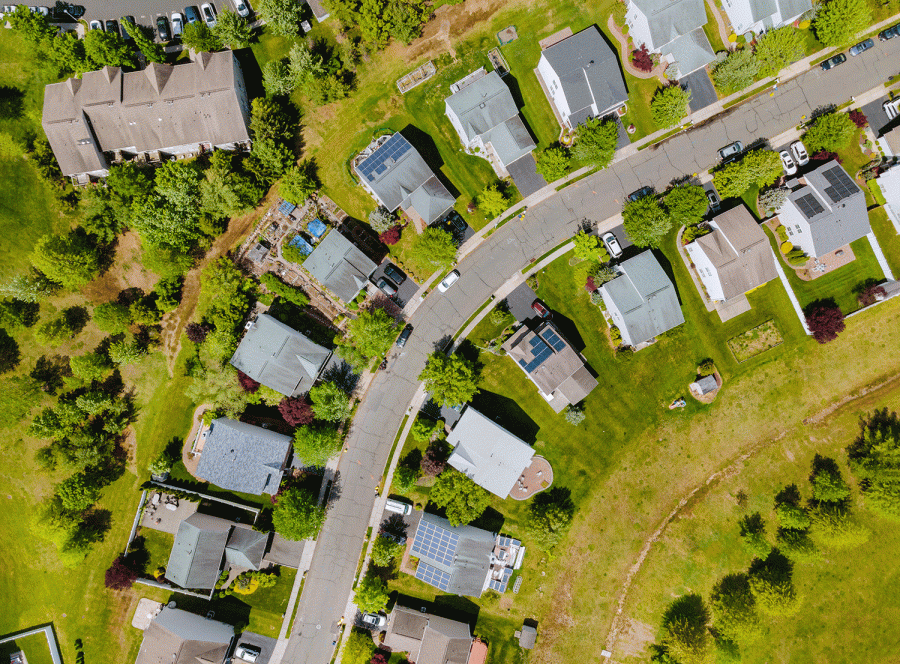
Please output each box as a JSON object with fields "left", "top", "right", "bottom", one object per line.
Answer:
{"left": 869, "top": 206, "right": 900, "bottom": 277}
{"left": 243, "top": 566, "right": 297, "bottom": 637}
{"left": 703, "top": 2, "right": 727, "bottom": 55}
{"left": 0, "top": 632, "right": 55, "bottom": 664}
{"left": 137, "top": 528, "right": 175, "bottom": 576}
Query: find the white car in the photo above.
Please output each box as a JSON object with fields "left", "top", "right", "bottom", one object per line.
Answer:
{"left": 29, "top": 5, "right": 48, "bottom": 14}
{"left": 361, "top": 612, "right": 387, "bottom": 628}
{"left": 601, "top": 232, "right": 623, "bottom": 259}
{"left": 88, "top": 18, "right": 102, "bottom": 29}
{"left": 779, "top": 150, "right": 797, "bottom": 176}
{"left": 201, "top": 1, "right": 216, "bottom": 27}
{"left": 233, "top": 0, "right": 250, "bottom": 17}
{"left": 790, "top": 140, "right": 809, "bottom": 166}
{"left": 437, "top": 269, "right": 460, "bottom": 293}
{"left": 171, "top": 11, "right": 183, "bottom": 36}
{"left": 884, "top": 98, "right": 900, "bottom": 120}
{"left": 234, "top": 644, "right": 261, "bottom": 663}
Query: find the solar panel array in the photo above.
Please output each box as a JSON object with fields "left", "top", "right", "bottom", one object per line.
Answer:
{"left": 415, "top": 562, "right": 452, "bottom": 591}
{"left": 357, "top": 134, "right": 412, "bottom": 183}
{"left": 279, "top": 200, "right": 297, "bottom": 215}
{"left": 539, "top": 328, "right": 567, "bottom": 353}
{"left": 497, "top": 535, "right": 521, "bottom": 548}
{"left": 411, "top": 520, "right": 459, "bottom": 567}
{"left": 796, "top": 193, "right": 824, "bottom": 219}
{"left": 822, "top": 166, "right": 857, "bottom": 203}
{"left": 488, "top": 567, "right": 513, "bottom": 593}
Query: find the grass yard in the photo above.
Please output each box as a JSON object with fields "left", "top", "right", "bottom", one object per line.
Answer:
{"left": 0, "top": 632, "right": 55, "bottom": 664}
{"left": 137, "top": 528, "right": 175, "bottom": 576}
{"left": 242, "top": 566, "right": 297, "bottom": 637}
{"left": 703, "top": 2, "right": 727, "bottom": 54}
{"left": 869, "top": 206, "right": 900, "bottom": 277}
{"left": 726, "top": 318, "right": 784, "bottom": 362}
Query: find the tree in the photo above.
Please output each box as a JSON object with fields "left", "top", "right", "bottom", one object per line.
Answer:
{"left": 418, "top": 352, "right": 478, "bottom": 407}
{"left": 535, "top": 146, "right": 571, "bottom": 182}
{"left": 0, "top": 329, "right": 21, "bottom": 375}
{"left": 623, "top": 195, "right": 671, "bottom": 248}
{"left": 1, "top": 271, "right": 58, "bottom": 302}
{"left": 847, "top": 409, "right": 900, "bottom": 520}
{"left": 0, "top": 299, "right": 39, "bottom": 329}
{"left": 393, "top": 465, "right": 420, "bottom": 494}
{"left": 430, "top": 468, "right": 490, "bottom": 526}
{"left": 526, "top": 486, "right": 576, "bottom": 550}
{"left": 709, "top": 573, "right": 761, "bottom": 643}
{"left": 6, "top": 5, "right": 56, "bottom": 43}
{"left": 273, "top": 487, "right": 326, "bottom": 540}
{"left": 411, "top": 228, "right": 456, "bottom": 270}
{"left": 69, "top": 352, "right": 111, "bottom": 382}
{"left": 758, "top": 187, "right": 788, "bottom": 215}
{"left": 805, "top": 302, "right": 845, "bottom": 344}
{"left": 651, "top": 85, "right": 691, "bottom": 129}
{"left": 250, "top": 136, "right": 295, "bottom": 182}
{"left": 478, "top": 183, "right": 509, "bottom": 218}
{"left": 309, "top": 382, "right": 352, "bottom": 422}
{"left": 747, "top": 550, "right": 800, "bottom": 616}
{"left": 659, "top": 594, "right": 711, "bottom": 664}
{"left": 213, "top": 8, "right": 253, "bottom": 48}
{"left": 106, "top": 162, "right": 154, "bottom": 206}
{"left": 83, "top": 29, "right": 136, "bottom": 68}
{"left": 368, "top": 207, "right": 395, "bottom": 233}
{"left": 279, "top": 396, "right": 315, "bottom": 426}
{"left": 257, "top": 0, "right": 304, "bottom": 36}
{"left": 573, "top": 117, "right": 618, "bottom": 168}
{"left": 342, "top": 629, "right": 376, "bottom": 664}
{"left": 250, "top": 97, "right": 294, "bottom": 143}
{"left": 371, "top": 535, "right": 403, "bottom": 566}
{"left": 809, "top": 454, "right": 851, "bottom": 503}
{"left": 31, "top": 231, "right": 102, "bottom": 289}
{"left": 379, "top": 227, "right": 401, "bottom": 246}
{"left": 573, "top": 230, "right": 606, "bottom": 261}
{"left": 185, "top": 322, "right": 212, "bottom": 343}
{"left": 808, "top": 503, "right": 870, "bottom": 548}
{"left": 57, "top": 473, "right": 100, "bottom": 513}
{"left": 776, "top": 502, "right": 811, "bottom": 531}
{"left": 93, "top": 302, "right": 132, "bottom": 335}
{"left": 293, "top": 423, "right": 343, "bottom": 466}
{"left": 712, "top": 149, "right": 783, "bottom": 199}
{"left": 105, "top": 554, "right": 139, "bottom": 590}
{"left": 260, "top": 273, "right": 310, "bottom": 307}
{"left": 199, "top": 152, "right": 263, "bottom": 217}
{"left": 420, "top": 440, "right": 448, "bottom": 476}
{"left": 279, "top": 164, "right": 318, "bottom": 204}
{"left": 664, "top": 184, "right": 708, "bottom": 227}
{"left": 125, "top": 19, "right": 166, "bottom": 63}
{"left": 384, "top": 0, "right": 429, "bottom": 43}
{"left": 35, "top": 315, "right": 76, "bottom": 346}
{"left": 814, "top": 0, "right": 871, "bottom": 46}
{"left": 148, "top": 450, "right": 176, "bottom": 476}
{"left": 754, "top": 26, "right": 804, "bottom": 76}
{"left": 263, "top": 59, "right": 296, "bottom": 96}
{"left": 631, "top": 44, "right": 653, "bottom": 72}
{"left": 346, "top": 308, "right": 397, "bottom": 359}
{"left": 712, "top": 48, "right": 760, "bottom": 93}
{"left": 153, "top": 276, "right": 182, "bottom": 313}
{"left": 45, "top": 30, "right": 92, "bottom": 77}
{"left": 848, "top": 108, "right": 868, "bottom": 128}
{"left": 108, "top": 339, "right": 145, "bottom": 365}
{"left": 803, "top": 112, "right": 856, "bottom": 153}
{"left": 738, "top": 512, "right": 771, "bottom": 559}
{"left": 180, "top": 22, "right": 223, "bottom": 51}
{"left": 354, "top": 574, "right": 389, "bottom": 612}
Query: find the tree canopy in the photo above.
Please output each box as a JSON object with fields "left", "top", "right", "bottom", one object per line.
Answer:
{"left": 418, "top": 352, "right": 478, "bottom": 407}
{"left": 345, "top": 308, "right": 397, "bottom": 359}
{"left": 650, "top": 85, "right": 691, "bottom": 129}
{"left": 293, "top": 423, "right": 343, "bottom": 466}
{"left": 747, "top": 550, "right": 800, "bottom": 616}
{"left": 622, "top": 195, "right": 672, "bottom": 248}
{"left": 279, "top": 164, "right": 318, "bottom": 204}
{"left": 309, "top": 382, "right": 352, "bottom": 422}
{"left": 525, "top": 486, "right": 576, "bottom": 550}
{"left": 83, "top": 29, "right": 136, "bottom": 68}
{"left": 664, "top": 184, "right": 708, "bottom": 227}
{"left": 709, "top": 573, "right": 761, "bottom": 643}
{"left": 410, "top": 228, "right": 457, "bottom": 270}
{"left": 535, "top": 146, "right": 571, "bottom": 182}
{"left": 478, "top": 183, "right": 509, "bottom": 218}
{"left": 213, "top": 8, "right": 253, "bottom": 48}
{"left": 712, "top": 48, "right": 760, "bottom": 94}
{"left": 847, "top": 409, "right": 900, "bottom": 520}
{"left": 125, "top": 18, "right": 166, "bottom": 63}
{"left": 712, "top": 149, "right": 783, "bottom": 199}
{"left": 573, "top": 117, "right": 618, "bottom": 168}
{"left": 353, "top": 574, "right": 389, "bottom": 613}
{"left": 755, "top": 26, "right": 805, "bottom": 76}
{"left": 370, "top": 535, "right": 403, "bottom": 566}
{"left": 429, "top": 468, "right": 491, "bottom": 526}
{"left": 573, "top": 230, "right": 609, "bottom": 262}
{"left": 272, "top": 487, "right": 326, "bottom": 540}
{"left": 658, "top": 594, "right": 711, "bottom": 664}
{"left": 814, "top": 0, "right": 871, "bottom": 46}
{"left": 181, "top": 22, "right": 223, "bottom": 52}
{"left": 803, "top": 112, "right": 856, "bottom": 153}
{"left": 258, "top": 0, "right": 305, "bottom": 36}
{"left": 31, "top": 230, "right": 102, "bottom": 289}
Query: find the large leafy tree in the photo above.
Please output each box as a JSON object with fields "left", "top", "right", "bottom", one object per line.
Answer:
{"left": 293, "top": 423, "right": 343, "bottom": 466}
{"left": 805, "top": 302, "right": 845, "bottom": 344}
{"left": 650, "top": 85, "right": 691, "bottom": 129}
{"left": 46, "top": 31, "right": 92, "bottom": 77}
{"left": 535, "top": 146, "right": 571, "bottom": 182}
{"left": 69, "top": 352, "right": 112, "bottom": 382}
{"left": 803, "top": 112, "right": 856, "bottom": 153}
{"left": 411, "top": 227, "right": 457, "bottom": 270}
{"left": 83, "top": 29, "right": 136, "bottom": 68}
{"left": 257, "top": 0, "right": 305, "bottom": 36}
{"left": 288, "top": 42, "right": 349, "bottom": 105}
{"left": 370, "top": 535, "right": 403, "bottom": 566}
{"left": 124, "top": 19, "right": 166, "bottom": 63}
{"left": 711, "top": 48, "right": 760, "bottom": 94}
{"left": 272, "top": 487, "right": 326, "bottom": 540}
{"left": 525, "top": 486, "right": 576, "bottom": 550}
{"left": 309, "top": 382, "right": 352, "bottom": 422}
{"left": 622, "top": 195, "right": 672, "bottom": 248}
{"left": 213, "top": 9, "right": 253, "bottom": 48}
{"left": 754, "top": 26, "right": 804, "bottom": 76}
{"left": 664, "top": 183, "right": 708, "bottom": 227}
{"left": 30, "top": 230, "right": 102, "bottom": 289}
{"left": 181, "top": 22, "right": 223, "bottom": 52}
{"left": 573, "top": 117, "right": 618, "bottom": 167}
{"left": 747, "top": 550, "right": 800, "bottom": 616}
{"left": 429, "top": 468, "right": 490, "bottom": 526}
{"left": 709, "top": 573, "right": 761, "bottom": 643}
{"left": 0, "top": 271, "right": 59, "bottom": 303}
{"left": 353, "top": 574, "right": 389, "bottom": 613}
{"left": 56, "top": 473, "right": 100, "bottom": 513}
{"left": 712, "top": 149, "right": 783, "bottom": 199}
{"left": 342, "top": 630, "right": 376, "bottom": 664}
{"left": 814, "top": 0, "right": 871, "bottom": 46}
{"left": 809, "top": 454, "right": 851, "bottom": 504}
{"left": 346, "top": 308, "right": 397, "bottom": 359}
{"left": 847, "top": 408, "right": 900, "bottom": 520}
{"left": 279, "top": 164, "right": 318, "bottom": 204}
{"left": 477, "top": 183, "right": 509, "bottom": 218}
{"left": 418, "top": 352, "right": 478, "bottom": 407}
{"left": 199, "top": 150, "right": 262, "bottom": 217}
{"left": 263, "top": 59, "right": 296, "bottom": 96}
{"left": 573, "top": 230, "right": 608, "bottom": 262}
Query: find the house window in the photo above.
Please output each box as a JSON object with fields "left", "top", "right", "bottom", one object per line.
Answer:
{"left": 795, "top": 225, "right": 801, "bottom": 234}
{"left": 787, "top": 227, "right": 793, "bottom": 236}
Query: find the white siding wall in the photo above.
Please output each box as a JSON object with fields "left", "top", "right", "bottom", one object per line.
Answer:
{"left": 600, "top": 288, "right": 634, "bottom": 346}
{"left": 626, "top": 4, "right": 655, "bottom": 51}
{"left": 444, "top": 102, "right": 473, "bottom": 150}
{"left": 779, "top": 204, "right": 816, "bottom": 256}
{"left": 686, "top": 242, "right": 726, "bottom": 301}
{"left": 536, "top": 55, "right": 571, "bottom": 123}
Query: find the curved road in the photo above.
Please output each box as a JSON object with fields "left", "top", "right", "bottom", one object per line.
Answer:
{"left": 283, "top": 40, "right": 900, "bottom": 664}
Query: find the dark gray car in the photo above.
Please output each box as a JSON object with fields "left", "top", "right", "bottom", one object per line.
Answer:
{"left": 383, "top": 263, "right": 406, "bottom": 285}
{"left": 184, "top": 5, "right": 201, "bottom": 23}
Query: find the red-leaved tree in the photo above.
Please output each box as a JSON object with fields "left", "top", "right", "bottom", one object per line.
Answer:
{"left": 279, "top": 396, "right": 315, "bottom": 426}
{"left": 185, "top": 322, "right": 212, "bottom": 343}
{"left": 811, "top": 150, "right": 841, "bottom": 164}
{"left": 237, "top": 370, "right": 260, "bottom": 393}
{"left": 380, "top": 226, "right": 401, "bottom": 246}
{"left": 631, "top": 45, "right": 653, "bottom": 73}
{"left": 420, "top": 441, "right": 447, "bottom": 476}
{"left": 857, "top": 284, "right": 887, "bottom": 307}
{"left": 848, "top": 109, "right": 868, "bottom": 128}
{"left": 585, "top": 276, "right": 597, "bottom": 292}
{"left": 105, "top": 554, "right": 138, "bottom": 590}
{"left": 370, "top": 653, "right": 389, "bottom": 664}
{"left": 806, "top": 304, "right": 845, "bottom": 344}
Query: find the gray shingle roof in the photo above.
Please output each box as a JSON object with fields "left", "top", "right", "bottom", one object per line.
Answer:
{"left": 776, "top": 0, "right": 811, "bottom": 20}
{"left": 691, "top": 374, "right": 718, "bottom": 395}
{"left": 749, "top": 0, "right": 777, "bottom": 22}
{"left": 302, "top": 229, "right": 378, "bottom": 302}
{"left": 445, "top": 71, "right": 520, "bottom": 142}
{"left": 136, "top": 608, "right": 233, "bottom": 664}
{"left": 541, "top": 26, "right": 629, "bottom": 121}
{"left": 484, "top": 115, "right": 536, "bottom": 166}
{"left": 229, "top": 314, "right": 332, "bottom": 397}
{"left": 600, "top": 251, "right": 685, "bottom": 346}
{"left": 667, "top": 28, "right": 716, "bottom": 75}
{"left": 446, "top": 406, "right": 534, "bottom": 498}
{"left": 384, "top": 606, "right": 473, "bottom": 664}
{"left": 631, "top": 0, "right": 708, "bottom": 49}
{"left": 195, "top": 418, "right": 293, "bottom": 495}
{"left": 41, "top": 52, "right": 250, "bottom": 177}
{"left": 165, "top": 513, "right": 231, "bottom": 589}
{"left": 224, "top": 527, "right": 270, "bottom": 570}
{"left": 413, "top": 513, "right": 494, "bottom": 598}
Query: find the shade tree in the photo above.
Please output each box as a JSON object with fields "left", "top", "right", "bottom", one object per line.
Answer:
{"left": 272, "top": 487, "right": 326, "bottom": 540}
{"left": 309, "top": 381, "right": 352, "bottom": 422}
{"left": 623, "top": 195, "right": 672, "bottom": 248}
{"left": 429, "top": 468, "right": 490, "bottom": 526}
{"left": 847, "top": 408, "right": 900, "bottom": 520}
{"left": 650, "top": 85, "right": 691, "bottom": 129}
{"left": 573, "top": 116, "right": 618, "bottom": 167}
{"left": 418, "top": 352, "right": 478, "bottom": 407}
{"left": 525, "top": 486, "right": 576, "bottom": 551}
{"left": 293, "top": 423, "right": 343, "bottom": 466}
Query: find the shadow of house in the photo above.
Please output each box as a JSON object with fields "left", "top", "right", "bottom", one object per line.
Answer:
{"left": 469, "top": 392, "right": 540, "bottom": 444}
{"left": 401, "top": 124, "right": 461, "bottom": 200}
{"left": 547, "top": 311, "right": 586, "bottom": 353}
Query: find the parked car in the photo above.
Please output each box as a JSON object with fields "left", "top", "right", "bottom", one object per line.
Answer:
{"left": 396, "top": 324, "right": 413, "bottom": 348}
{"left": 820, "top": 53, "right": 846, "bottom": 70}
{"left": 361, "top": 613, "right": 387, "bottom": 628}
{"left": 120, "top": 16, "right": 135, "bottom": 40}
{"left": 718, "top": 141, "right": 743, "bottom": 162}
{"left": 55, "top": 3, "right": 83, "bottom": 17}
{"left": 201, "top": 1, "right": 216, "bottom": 27}
{"left": 184, "top": 5, "right": 201, "bottom": 23}
{"left": 878, "top": 22, "right": 900, "bottom": 40}
{"left": 88, "top": 18, "right": 102, "bottom": 29}
{"left": 849, "top": 38, "right": 874, "bottom": 56}
{"left": 383, "top": 263, "right": 406, "bottom": 285}
{"left": 884, "top": 98, "right": 900, "bottom": 120}
{"left": 104, "top": 19, "right": 119, "bottom": 35}
{"left": 779, "top": 150, "right": 798, "bottom": 176}
{"left": 29, "top": 6, "right": 48, "bottom": 15}
{"left": 171, "top": 12, "right": 184, "bottom": 36}
{"left": 233, "top": 0, "right": 250, "bottom": 16}
{"left": 437, "top": 269, "right": 460, "bottom": 293}
{"left": 531, "top": 299, "right": 551, "bottom": 319}
{"left": 706, "top": 189, "right": 720, "bottom": 212}
{"left": 627, "top": 186, "right": 653, "bottom": 202}
{"left": 445, "top": 212, "right": 467, "bottom": 234}
{"left": 790, "top": 140, "right": 809, "bottom": 166}
{"left": 234, "top": 644, "right": 261, "bottom": 663}
{"left": 376, "top": 277, "right": 397, "bottom": 297}
{"left": 156, "top": 15, "right": 170, "bottom": 40}
{"left": 384, "top": 498, "right": 412, "bottom": 515}
{"left": 601, "top": 231, "right": 623, "bottom": 258}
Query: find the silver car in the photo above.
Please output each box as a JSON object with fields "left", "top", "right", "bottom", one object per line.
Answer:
{"left": 233, "top": 0, "right": 250, "bottom": 16}
{"left": 361, "top": 612, "right": 387, "bottom": 628}
{"left": 200, "top": 1, "right": 216, "bottom": 27}
{"left": 601, "top": 232, "right": 623, "bottom": 259}
{"left": 790, "top": 140, "right": 809, "bottom": 166}
{"left": 718, "top": 141, "right": 743, "bottom": 162}
{"left": 779, "top": 150, "right": 797, "bottom": 176}
{"left": 171, "top": 12, "right": 184, "bottom": 36}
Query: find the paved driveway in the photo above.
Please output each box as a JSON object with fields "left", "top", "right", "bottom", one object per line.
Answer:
{"left": 507, "top": 154, "right": 547, "bottom": 198}
{"left": 861, "top": 96, "right": 897, "bottom": 136}
{"left": 370, "top": 259, "right": 418, "bottom": 308}
{"left": 683, "top": 69, "right": 719, "bottom": 114}
{"left": 234, "top": 633, "right": 277, "bottom": 664}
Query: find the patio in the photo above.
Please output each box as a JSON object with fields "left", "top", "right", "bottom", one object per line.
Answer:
{"left": 140, "top": 492, "right": 198, "bottom": 534}
{"left": 508, "top": 456, "right": 553, "bottom": 500}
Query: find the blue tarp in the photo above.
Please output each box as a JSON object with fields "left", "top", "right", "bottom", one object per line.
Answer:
{"left": 308, "top": 218, "right": 327, "bottom": 239}
{"left": 288, "top": 235, "right": 314, "bottom": 256}
{"left": 279, "top": 200, "right": 297, "bottom": 215}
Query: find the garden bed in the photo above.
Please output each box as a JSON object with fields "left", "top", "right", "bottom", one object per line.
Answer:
{"left": 727, "top": 319, "right": 783, "bottom": 362}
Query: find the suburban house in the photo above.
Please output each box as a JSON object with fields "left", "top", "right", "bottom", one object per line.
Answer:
{"left": 875, "top": 165, "right": 900, "bottom": 233}
{"left": 383, "top": 606, "right": 487, "bottom": 664}
{"left": 598, "top": 251, "right": 685, "bottom": 347}
{"left": 685, "top": 205, "right": 778, "bottom": 302}
{"left": 230, "top": 313, "right": 332, "bottom": 398}
{"left": 302, "top": 229, "right": 378, "bottom": 302}
{"left": 165, "top": 513, "right": 270, "bottom": 590}
{"left": 409, "top": 512, "right": 524, "bottom": 597}
{"left": 625, "top": 0, "right": 716, "bottom": 76}
{"left": 42, "top": 51, "right": 251, "bottom": 184}
{"left": 134, "top": 607, "right": 234, "bottom": 664}
{"left": 501, "top": 321, "right": 598, "bottom": 412}
{"left": 778, "top": 160, "right": 870, "bottom": 258}
{"left": 353, "top": 132, "right": 456, "bottom": 232}
{"left": 536, "top": 26, "right": 629, "bottom": 130}
{"left": 719, "top": 0, "right": 812, "bottom": 37}
{"left": 445, "top": 406, "right": 535, "bottom": 498}
{"left": 445, "top": 68, "right": 536, "bottom": 176}
{"left": 195, "top": 418, "right": 293, "bottom": 495}
{"left": 876, "top": 124, "right": 900, "bottom": 158}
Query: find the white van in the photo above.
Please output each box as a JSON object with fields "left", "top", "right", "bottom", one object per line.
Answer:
{"left": 384, "top": 498, "right": 412, "bottom": 515}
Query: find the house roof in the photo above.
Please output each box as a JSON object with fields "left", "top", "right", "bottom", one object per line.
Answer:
{"left": 135, "top": 607, "right": 233, "bottom": 664}
{"left": 165, "top": 513, "right": 232, "bottom": 590}
{"left": 541, "top": 26, "right": 628, "bottom": 120}
{"left": 694, "top": 206, "right": 777, "bottom": 299}
{"left": 691, "top": 374, "right": 718, "bottom": 395}
{"left": 384, "top": 606, "right": 473, "bottom": 664}
{"left": 224, "top": 527, "right": 269, "bottom": 570}
{"left": 777, "top": 0, "right": 811, "bottom": 20}
{"left": 445, "top": 71, "right": 519, "bottom": 141}
{"left": 354, "top": 133, "right": 455, "bottom": 224}
{"left": 41, "top": 52, "right": 250, "bottom": 177}
{"left": 501, "top": 321, "right": 598, "bottom": 412}
{"left": 630, "top": 0, "right": 708, "bottom": 49}
{"left": 882, "top": 125, "right": 900, "bottom": 155}
{"left": 667, "top": 28, "right": 716, "bottom": 75}
{"left": 519, "top": 625, "right": 538, "bottom": 649}
{"left": 748, "top": 0, "right": 777, "bottom": 22}
{"left": 876, "top": 167, "right": 900, "bottom": 216}
{"left": 446, "top": 406, "right": 535, "bottom": 498}
{"left": 229, "top": 314, "right": 332, "bottom": 397}
{"left": 599, "top": 251, "right": 685, "bottom": 346}
{"left": 302, "top": 229, "right": 378, "bottom": 302}
{"left": 195, "top": 418, "right": 293, "bottom": 495}
{"left": 485, "top": 115, "right": 537, "bottom": 166}
{"left": 785, "top": 160, "right": 870, "bottom": 256}
{"left": 411, "top": 513, "right": 495, "bottom": 597}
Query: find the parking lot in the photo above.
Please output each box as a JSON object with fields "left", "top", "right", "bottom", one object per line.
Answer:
{"left": 75, "top": 0, "right": 252, "bottom": 37}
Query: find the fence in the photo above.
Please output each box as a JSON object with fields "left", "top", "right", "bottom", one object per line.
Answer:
{"left": 396, "top": 61, "right": 436, "bottom": 94}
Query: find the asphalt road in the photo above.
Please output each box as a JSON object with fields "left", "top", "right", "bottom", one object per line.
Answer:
{"left": 283, "top": 37, "right": 900, "bottom": 664}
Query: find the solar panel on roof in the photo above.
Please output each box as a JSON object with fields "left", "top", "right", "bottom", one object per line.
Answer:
{"left": 415, "top": 562, "right": 452, "bottom": 591}
{"left": 411, "top": 520, "right": 459, "bottom": 567}
{"left": 822, "top": 166, "right": 857, "bottom": 203}
{"left": 541, "top": 329, "right": 566, "bottom": 352}
{"left": 358, "top": 134, "right": 413, "bottom": 183}
{"left": 796, "top": 193, "right": 824, "bottom": 219}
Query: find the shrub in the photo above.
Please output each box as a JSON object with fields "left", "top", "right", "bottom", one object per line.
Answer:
{"left": 105, "top": 554, "right": 138, "bottom": 590}
{"left": 848, "top": 109, "right": 868, "bottom": 128}
{"left": 857, "top": 284, "right": 887, "bottom": 307}
{"left": 379, "top": 226, "right": 401, "bottom": 245}
{"left": 698, "top": 359, "right": 715, "bottom": 376}
{"left": 237, "top": 370, "right": 261, "bottom": 393}
{"left": 609, "top": 325, "right": 622, "bottom": 344}
{"left": 260, "top": 273, "right": 310, "bottom": 308}
{"left": 279, "top": 396, "right": 314, "bottom": 426}
{"left": 368, "top": 207, "right": 395, "bottom": 233}
{"left": 810, "top": 150, "right": 840, "bottom": 163}
{"left": 564, "top": 405, "right": 586, "bottom": 425}
{"left": 185, "top": 322, "right": 212, "bottom": 343}
{"left": 775, "top": 225, "right": 789, "bottom": 242}
{"left": 806, "top": 303, "right": 845, "bottom": 343}
{"left": 759, "top": 187, "right": 788, "bottom": 215}
{"left": 421, "top": 441, "right": 447, "bottom": 476}
{"left": 631, "top": 44, "right": 653, "bottom": 72}
{"left": 786, "top": 248, "right": 808, "bottom": 266}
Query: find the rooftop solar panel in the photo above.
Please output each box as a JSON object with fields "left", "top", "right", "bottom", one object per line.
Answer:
{"left": 541, "top": 329, "right": 567, "bottom": 352}
{"left": 411, "top": 520, "right": 459, "bottom": 567}
{"left": 415, "top": 562, "right": 451, "bottom": 591}
{"left": 822, "top": 166, "right": 857, "bottom": 203}
{"left": 796, "top": 193, "right": 824, "bottom": 219}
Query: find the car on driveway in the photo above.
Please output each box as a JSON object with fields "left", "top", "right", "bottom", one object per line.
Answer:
{"left": 878, "top": 22, "right": 900, "bottom": 40}
{"left": 820, "top": 53, "right": 846, "bottom": 70}
{"left": 396, "top": 324, "right": 412, "bottom": 348}
{"left": 531, "top": 299, "right": 551, "bottom": 318}
{"left": 89, "top": 18, "right": 102, "bottom": 29}
{"left": 779, "top": 150, "right": 797, "bottom": 176}
{"left": 375, "top": 277, "right": 397, "bottom": 297}
{"left": 201, "top": 2, "right": 216, "bottom": 26}
{"left": 383, "top": 263, "right": 406, "bottom": 285}
{"left": 790, "top": 140, "right": 809, "bottom": 166}
{"left": 718, "top": 141, "right": 743, "bottom": 162}
{"left": 437, "top": 270, "right": 460, "bottom": 293}
{"left": 185, "top": 5, "right": 201, "bottom": 23}
{"left": 234, "top": 643, "right": 261, "bottom": 663}
{"left": 884, "top": 98, "right": 900, "bottom": 120}
{"left": 105, "top": 19, "right": 119, "bottom": 35}
{"left": 361, "top": 613, "right": 387, "bottom": 628}
{"left": 171, "top": 12, "right": 184, "bottom": 36}
{"left": 849, "top": 38, "right": 874, "bottom": 56}
{"left": 601, "top": 231, "right": 623, "bottom": 258}
{"left": 706, "top": 189, "right": 720, "bottom": 212}
{"left": 233, "top": 0, "right": 250, "bottom": 16}
{"left": 157, "top": 16, "right": 170, "bottom": 40}
{"left": 627, "top": 186, "right": 653, "bottom": 202}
